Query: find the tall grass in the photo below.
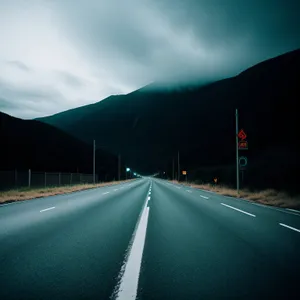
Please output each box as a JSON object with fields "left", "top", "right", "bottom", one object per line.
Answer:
{"left": 0, "top": 180, "right": 132, "bottom": 204}
{"left": 172, "top": 181, "right": 300, "bottom": 209}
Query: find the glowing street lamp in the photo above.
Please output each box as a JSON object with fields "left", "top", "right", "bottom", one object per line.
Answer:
{"left": 126, "top": 167, "right": 131, "bottom": 179}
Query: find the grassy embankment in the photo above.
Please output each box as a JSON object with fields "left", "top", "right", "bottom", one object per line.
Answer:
{"left": 0, "top": 180, "right": 132, "bottom": 204}
{"left": 171, "top": 181, "right": 300, "bottom": 209}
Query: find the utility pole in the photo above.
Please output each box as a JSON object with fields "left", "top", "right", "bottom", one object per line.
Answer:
{"left": 118, "top": 154, "right": 121, "bottom": 181}
{"left": 177, "top": 151, "right": 180, "bottom": 182}
{"left": 28, "top": 169, "right": 31, "bottom": 188}
{"left": 235, "top": 109, "right": 240, "bottom": 194}
{"left": 93, "top": 140, "right": 96, "bottom": 184}
{"left": 172, "top": 158, "right": 175, "bottom": 181}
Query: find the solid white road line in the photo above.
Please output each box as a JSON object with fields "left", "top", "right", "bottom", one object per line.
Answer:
{"left": 286, "top": 208, "right": 300, "bottom": 213}
{"left": 200, "top": 195, "right": 209, "bottom": 199}
{"left": 279, "top": 223, "right": 300, "bottom": 233}
{"left": 115, "top": 205, "right": 149, "bottom": 299}
{"left": 251, "top": 202, "right": 300, "bottom": 217}
{"left": 102, "top": 192, "right": 110, "bottom": 195}
{"left": 221, "top": 203, "right": 256, "bottom": 217}
{"left": 40, "top": 207, "right": 55, "bottom": 213}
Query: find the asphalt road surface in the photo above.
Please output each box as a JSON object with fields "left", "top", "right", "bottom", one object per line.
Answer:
{"left": 0, "top": 178, "right": 299, "bottom": 299}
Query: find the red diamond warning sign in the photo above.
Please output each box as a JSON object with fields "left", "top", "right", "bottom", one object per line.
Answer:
{"left": 238, "top": 129, "right": 247, "bottom": 140}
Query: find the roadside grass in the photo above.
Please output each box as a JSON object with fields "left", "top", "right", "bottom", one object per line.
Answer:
{"left": 0, "top": 180, "right": 133, "bottom": 204}
{"left": 170, "top": 181, "right": 300, "bottom": 209}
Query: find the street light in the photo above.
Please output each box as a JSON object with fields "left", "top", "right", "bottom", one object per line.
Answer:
{"left": 126, "top": 167, "right": 130, "bottom": 179}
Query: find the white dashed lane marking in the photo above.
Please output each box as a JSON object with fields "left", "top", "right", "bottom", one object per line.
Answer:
{"left": 279, "top": 223, "right": 300, "bottom": 233}
{"left": 40, "top": 207, "right": 55, "bottom": 213}
{"left": 221, "top": 203, "right": 256, "bottom": 217}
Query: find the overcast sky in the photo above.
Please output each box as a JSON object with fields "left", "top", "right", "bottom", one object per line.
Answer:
{"left": 0, "top": 0, "right": 299, "bottom": 119}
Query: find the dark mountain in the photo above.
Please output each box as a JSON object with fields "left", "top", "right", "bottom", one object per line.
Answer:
{"left": 38, "top": 49, "right": 300, "bottom": 192}
{"left": 0, "top": 112, "right": 120, "bottom": 181}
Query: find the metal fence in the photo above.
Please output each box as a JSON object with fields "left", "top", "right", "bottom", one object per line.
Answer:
{"left": 0, "top": 170, "right": 98, "bottom": 190}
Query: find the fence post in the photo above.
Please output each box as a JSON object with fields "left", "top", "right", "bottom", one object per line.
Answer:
{"left": 28, "top": 169, "right": 31, "bottom": 188}
{"left": 45, "top": 172, "right": 47, "bottom": 188}
{"left": 58, "top": 173, "right": 61, "bottom": 186}
{"left": 80, "top": 173, "right": 82, "bottom": 184}
{"left": 70, "top": 173, "right": 72, "bottom": 185}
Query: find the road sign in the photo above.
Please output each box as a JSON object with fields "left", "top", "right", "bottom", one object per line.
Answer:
{"left": 239, "top": 156, "right": 248, "bottom": 167}
{"left": 238, "top": 129, "right": 247, "bottom": 140}
{"left": 238, "top": 140, "right": 248, "bottom": 150}
{"left": 182, "top": 170, "right": 187, "bottom": 175}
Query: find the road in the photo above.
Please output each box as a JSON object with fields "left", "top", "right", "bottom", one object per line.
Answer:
{"left": 0, "top": 178, "right": 299, "bottom": 299}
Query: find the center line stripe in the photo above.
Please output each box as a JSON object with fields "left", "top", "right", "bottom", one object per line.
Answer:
{"left": 221, "top": 203, "right": 256, "bottom": 217}
{"left": 114, "top": 201, "right": 150, "bottom": 299}
{"left": 40, "top": 206, "right": 55, "bottom": 212}
{"left": 200, "top": 195, "right": 209, "bottom": 199}
{"left": 102, "top": 192, "right": 110, "bottom": 195}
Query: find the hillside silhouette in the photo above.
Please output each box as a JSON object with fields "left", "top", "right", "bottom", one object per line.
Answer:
{"left": 0, "top": 112, "right": 120, "bottom": 181}
{"left": 38, "top": 49, "right": 300, "bottom": 191}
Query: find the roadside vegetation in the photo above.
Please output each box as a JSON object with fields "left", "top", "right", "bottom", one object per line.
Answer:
{"left": 0, "top": 180, "right": 133, "bottom": 204}
{"left": 171, "top": 181, "right": 300, "bottom": 209}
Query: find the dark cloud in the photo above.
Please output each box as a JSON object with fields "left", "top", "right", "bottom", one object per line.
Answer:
{"left": 1, "top": 0, "right": 299, "bottom": 118}
{"left": 155, "top": 0, "right": 300, "bottom": 59}
{"left": 0, "top": 78, "right": 67, "bottom": 118}
{"left": 55, "top": 0, "right": 300, "bottom": 87}
{"left": 7, "top": 60, "right": 31, "bottom": 72}
{"left": 57, "top": 71, "right": 86, "bottom": 87}
{"left": 0, "top": 97, "right": 17, "bottom": 109}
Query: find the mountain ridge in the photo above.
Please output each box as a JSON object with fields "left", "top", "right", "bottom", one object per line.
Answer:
{"left": 0, "top": 111, "right": 120, "bottom": 181}
{"left": 37, "top": 48, "right": 300, "bottom": 191}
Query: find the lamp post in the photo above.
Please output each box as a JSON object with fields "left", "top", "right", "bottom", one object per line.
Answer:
{"left": 126, "top": 167, "right": 130, "bottom": 180}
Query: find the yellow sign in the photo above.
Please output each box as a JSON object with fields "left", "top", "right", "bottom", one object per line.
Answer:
{"left": 182, "top": 170, "right": 187, "bottom": 175}
{"left": 214, "top": 178, "right": 218, "bottom": 183}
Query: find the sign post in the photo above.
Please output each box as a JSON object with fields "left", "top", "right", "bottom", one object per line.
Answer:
{"left": 93, "top": 140, "right": 96, "bottom": 184}
{"left": 182, "top": 170, "right": 187, "bottom": 183}
{"left": 236, "top": 109, "right": 239, "bottom": 194}
{"left": 236, "top": 110, "right": 248, "bottom": 194}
